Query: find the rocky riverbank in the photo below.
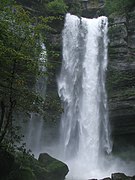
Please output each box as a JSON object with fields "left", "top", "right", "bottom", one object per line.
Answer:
{"left": 89, "top": 173, "right": 135, "bottom": 180}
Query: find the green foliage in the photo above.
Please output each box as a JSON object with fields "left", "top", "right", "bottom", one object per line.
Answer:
{"left": 14, "top": 152, "right": 49, "bottom": 180}
{"left": 46, "top": 160, "right": 64, "bottom": 171}
{"left": 9, "top": 167, "right": 36, "bottom": 180}
{"left": 0, "top": 1, "right": 44, "bottom": 110}
{"left": 47, "top": 0, "right": 68, "bottom": 15}
{"left": 44, "top": 93, "right": 62, "bottom": 124}
{"left": 0, "top": 0, "right": 50, "bottom": 145}
{"left": 0, "top": 149, "right": 48, "bottom": 180}
{"left": 0, "top": 0, "right": 66, "bottom": 150}
{"left": 105, "top": 0, "right": 135, "bottom": 15}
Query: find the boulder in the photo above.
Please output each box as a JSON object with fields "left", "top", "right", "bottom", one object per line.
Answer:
{"left": 100, "top": 178, "right": 111, "bottom": 180}
{"left": 111, "top": 173, "right": 131, "bottom": 180}
{"left": 38, "top": 153, "right": 69, "bottom": 180}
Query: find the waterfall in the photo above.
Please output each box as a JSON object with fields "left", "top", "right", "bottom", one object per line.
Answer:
{"left": 58, "top": 13, "right": 112, "bottom": 179}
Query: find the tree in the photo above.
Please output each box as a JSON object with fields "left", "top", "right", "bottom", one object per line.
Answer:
{"left": 0, "top": 0, "right": 48, "bottom": 146}
{"left": 47, "top": 0, "right": 68, "bottom": 15}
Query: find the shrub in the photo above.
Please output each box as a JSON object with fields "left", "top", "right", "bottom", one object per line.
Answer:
{"left": 47, "top": 0, "right": 68, "bottom": 15}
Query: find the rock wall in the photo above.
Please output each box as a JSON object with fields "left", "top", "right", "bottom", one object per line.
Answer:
{"left": 107, "top": 7, "right": 135, "bottom": 153}
{"left": 45, "top": 1, "right": 135, "bottom": 154}
{"left": 81, "top": 0, "right": 105, "bottom": 18}
{"left": 79, "top": 0, "right": 135, "bottom": 154}
{"left": 16, "top": 0, "right": 135, "bottom": 155}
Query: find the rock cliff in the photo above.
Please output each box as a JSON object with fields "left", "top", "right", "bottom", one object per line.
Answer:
{"left": 15, "top": 0, "right": 135, "bottom": 155}
{"left": 107, "top": 7, "right": 135, "bottom": 153}
{"left": 44, "top": 1, "right": 135, "bottom": 155}
{"left": 70, "top": 0, "right": 135, "bottom": 155}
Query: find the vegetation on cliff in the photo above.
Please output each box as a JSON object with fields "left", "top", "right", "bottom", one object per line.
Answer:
{"left": 0, "top": 0, "right": 70, "bottom": 179}
{"left": 0, "top": 0, "right": 50, "bottom": 148}
{"left": 0, "top": 149, "right": 68, "bottom": 180}
{"left": 105, "top": 0, "right": 135, "bottom": 14}
{"left": 0, "top": 0, "right": 135, "bottom": 179}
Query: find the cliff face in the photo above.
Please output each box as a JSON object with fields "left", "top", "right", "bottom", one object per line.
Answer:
{"left": 80, "top": 0, "right": 135, "bottom": 153}
{"left": 15, "top": 0, "right": 135, "bottom": 153}
{"left": 107, "top": 8, "right": 135, "bottom": 152}
{"left": 46, "top": 2, "right": 135, "bottom": 153}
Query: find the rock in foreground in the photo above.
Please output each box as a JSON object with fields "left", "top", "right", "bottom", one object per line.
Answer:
{"left": 89, "top": 173, "right": 135, "bottom": 180}
{"left": 111, "top": 173, "right": 132, "bottom": 180}
{"left": 0, "top": 149, "right": 69, "bottom": 180}
{"left": 38, "top": 153, "right": 69, "bottom": 180}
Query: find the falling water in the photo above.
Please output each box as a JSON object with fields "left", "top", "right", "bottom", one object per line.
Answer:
{"left": 58, "top": 13, "right": 112, "bottom": 179}
{"left": 25, "top": 43, "right": 47, "bottom": 156}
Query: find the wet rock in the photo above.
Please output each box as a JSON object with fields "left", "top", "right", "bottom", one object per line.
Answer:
{"left": 132, "top": 176, "right": 135, "bottom": 180}
{"left": 108, "top": 6, "right": 135, "bottom": 153}
{"left": 110, "top": 14, "right": 127, "bottom": 25}
{"left": 38, "top": 153, "right": 69, "bottom": 180}
{"left": 111, "top": 173, "right": 132, "bottom": 180}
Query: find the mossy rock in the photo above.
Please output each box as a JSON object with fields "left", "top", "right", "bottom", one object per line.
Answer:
{"left": 111, "top": 173, "right": 131, "bottom": 180}
{"left": 47, "top": 161, "right": 68, "bottom": 180}
{"left": 38, "top": 153, "right": 69, "bottom": 180}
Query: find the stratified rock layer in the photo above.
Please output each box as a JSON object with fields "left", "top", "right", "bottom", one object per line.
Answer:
{"left": 107, "top": 7, "right": 135, "bottom": 153}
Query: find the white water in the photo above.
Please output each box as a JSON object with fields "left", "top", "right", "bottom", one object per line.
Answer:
{"left": 57, "top": 13, "right": 135, "bottom": 179}
{"left": 25, "top": 43, "right": 47, "bottom": 156}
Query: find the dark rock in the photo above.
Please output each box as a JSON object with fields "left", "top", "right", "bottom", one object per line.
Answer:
{"left": 111, "top": 173, "right": 132, "bottom": 180}
{"left": 100, "top": 178, "right": 111, "bottom": 180}
{"left": 107, "top": 6, "right": 135, "bottom": 153}
{"left": 132, "top": 176, "right": 135, "bottom": 180}
{"left": 109, "top": 24, "right": 127, "bottom": 48}
{"left": 110, "top": 14, "right": 127, "bottom": 25}
{"left": 81, "top": 0, "right": 105, "bottom": 18}
{"left": 32, "top": 166, "right": 48, "bottom": 180}
{"left": 38, "top": 153, "right": 69, "bottom": 180}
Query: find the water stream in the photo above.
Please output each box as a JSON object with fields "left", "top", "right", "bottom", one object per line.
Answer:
{"left": 57, "top": 13, "right": 135, "bottom": 179}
